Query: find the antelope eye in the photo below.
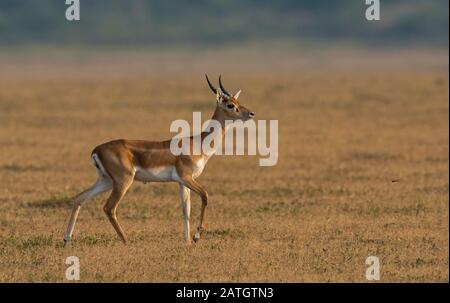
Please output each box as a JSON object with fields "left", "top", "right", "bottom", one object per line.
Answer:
{"left": 227, "top": 104, "right": 235, "bottom": 109}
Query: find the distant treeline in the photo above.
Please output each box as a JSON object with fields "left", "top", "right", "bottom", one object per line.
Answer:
{"left": 0, "top": 0, "right": 448, "bottom": 47}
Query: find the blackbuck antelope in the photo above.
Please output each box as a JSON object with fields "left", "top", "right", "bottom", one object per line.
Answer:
{"left": 63, "top": 75, "right": 254, "bottom": 245}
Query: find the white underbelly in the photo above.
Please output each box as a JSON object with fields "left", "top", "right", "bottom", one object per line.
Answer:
{"left": 134, "top": 165, "right": 180, "bottom": 183}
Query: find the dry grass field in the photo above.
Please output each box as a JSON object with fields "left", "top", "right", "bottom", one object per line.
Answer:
{"left": 0, "top": 49, "right": 448, "bottom": 282}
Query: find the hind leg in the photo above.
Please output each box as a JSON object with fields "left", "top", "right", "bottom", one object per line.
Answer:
{"left": 64, "top": 177, "right": 112, "bottom": 246}
{"left": 103, "top": 176, "right": 133, "bottom": 244}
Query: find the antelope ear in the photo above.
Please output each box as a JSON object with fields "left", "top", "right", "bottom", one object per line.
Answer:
{"left": 234, "top": 90, "right": 242, "bottom": 99}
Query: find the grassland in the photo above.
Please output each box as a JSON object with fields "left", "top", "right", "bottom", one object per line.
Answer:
{"left": 0, "top": 49, "right": 448, "bottom": 282}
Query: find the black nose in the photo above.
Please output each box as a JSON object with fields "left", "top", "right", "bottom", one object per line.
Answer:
{"left": 249, "top": 112, "right": 255, "bottom": 118}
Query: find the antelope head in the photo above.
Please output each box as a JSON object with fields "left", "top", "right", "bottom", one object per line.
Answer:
{"left": 205, "top": 74, "right": 255, "bottom": 122}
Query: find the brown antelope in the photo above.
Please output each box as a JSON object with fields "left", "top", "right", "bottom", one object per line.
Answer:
{"left": 63, "top": 75, "right": 254, "bottom": 245}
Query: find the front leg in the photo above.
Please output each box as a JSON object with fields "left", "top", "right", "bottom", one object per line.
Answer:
{"left": 179, "top": 184, "right": 191, "bottom": 243}
{"left": 181, "top": 177, "right": 208, "bottom": 242}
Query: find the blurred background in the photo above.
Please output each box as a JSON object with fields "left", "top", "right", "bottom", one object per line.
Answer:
{"left": 0, "top": 0, "right": 448, "bottom": 49}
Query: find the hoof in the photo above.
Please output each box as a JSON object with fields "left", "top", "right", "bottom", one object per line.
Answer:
{"left": 193, "top": 233, "right": 201, "bottom": 242}
{"left": 63, "top": 238, "right": 71, "bottom": 247}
